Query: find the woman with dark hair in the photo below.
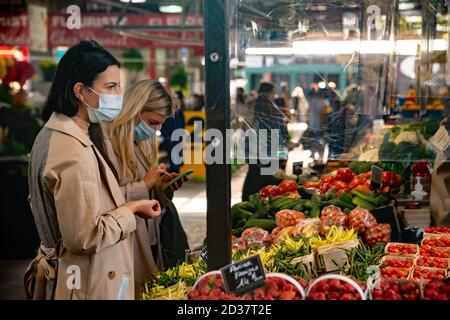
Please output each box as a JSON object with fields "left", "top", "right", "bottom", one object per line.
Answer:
{"left": 26, "top": 40, "right": 161, "bottom": 300}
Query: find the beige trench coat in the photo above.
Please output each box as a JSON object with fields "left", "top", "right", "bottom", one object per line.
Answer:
{"left": 102, "top": 127, "right": 164, "bottom": 299}
{"left": 27, "top": 113, "right": 137, "bottom": 300}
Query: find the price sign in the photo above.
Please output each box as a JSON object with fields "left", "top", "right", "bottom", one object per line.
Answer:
{"left": 220, "top": 255, "right": 266, "bottom": 296}
{"left": 370, "top": 165, "right": 383, "bottom": 190}
{"left": 200, "top": 248, "right": 208, "bottom": 263}
{"left": 293, "top": 162, "right": 303, "bottom": 175}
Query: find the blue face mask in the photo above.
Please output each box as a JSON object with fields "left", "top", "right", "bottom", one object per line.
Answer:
{"left": 134, "top": 120, "right": 157, "bottom": 142}
{"left": 82, "top": 86, "right": 123, "bottom": 123}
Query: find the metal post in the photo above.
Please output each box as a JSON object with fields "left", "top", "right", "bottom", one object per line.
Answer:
{"left": 204, "top": 0, "right": 232, "bottom": 270}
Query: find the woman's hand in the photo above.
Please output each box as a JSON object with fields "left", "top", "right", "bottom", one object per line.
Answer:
{"left": 143, "top": 163, "right": 166, "bottom": 189}
{"left": 162, "top": 172, "right": 188, "bottom": 192}
{"left": 126, "top": 199, "right": 161, "bottom": 219}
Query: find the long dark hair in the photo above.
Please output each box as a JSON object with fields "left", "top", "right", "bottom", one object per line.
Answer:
{"left": 43, "top": 40, "right": 120, "bottom": 175}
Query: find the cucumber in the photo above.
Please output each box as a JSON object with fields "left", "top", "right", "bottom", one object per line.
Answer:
{"left": 352, "top": 197, "right": 376, "bottom": 210}
{"left": 331, "top": 198, "right": 356, "bottom": 210}
{"left": 231, "top": 207, "right": 253, "bottom": 221}
{"left": 293, "top": 203, "right": 305, "bottom": 212}
{"left": 339, "top": 192, "right": 354, "bottom": 204}
{"left": 270, "top": 197, "right": 299, "bottom": 211}
{"left": 305, "top": 200, "right": 314, "bottom": 210}
{"left": 343, "top": 208, "right": 352, "bottom": 214}
{"left": 233, "top": 201, "right": 256, "bottom": 211}
{"left": 310, "top": 205, "right": 321, "bottom": 218}
{"left": 351, "top": 189, "right": 378, "bottom": 205}
{"left": 311, "top": 192, "right": 322, "bottom": 203}
{"left": 324, "top": 188, "right": 337, "bottom": 200}
{"left": 297, "top": 186, "right": 315, "bottom": 199}
{"left": 279, "top": 199, "right": 304, "bottom": 210}
{"left": 244, "top": 219, "right": 277, "bottom": 232}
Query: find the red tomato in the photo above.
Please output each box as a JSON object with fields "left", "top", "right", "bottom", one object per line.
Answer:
{"left": 348, "top": 178, "right": 361, "bottom": 190}
{"left": 260, "top": 185, "right": 280, "bottom": 197}
{"left": 336, "top": 168, "right": 354, "bottom": 183}
{"left": 382, "top": 171, "right": 395, "bottom": 187}
{"left": 303, "top": 181, "right": 319, "bottom": 188}
{"left": 278, "top": 180, "right": 297, "bottom": 194}
{"left": 260, "top": 186, "right": 271, "bottom": 198}
{"left": 333, "top": 180, "right": 348, "bottom": 190}
{"left": 320, "top": 175, "right": 335, "bottom": 184}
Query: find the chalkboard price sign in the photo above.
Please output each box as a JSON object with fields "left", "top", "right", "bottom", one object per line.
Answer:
{"left": 220, "top": 255, "right": 266, "bottom": 295}
{"left": 200, "top": 248, "right": 208, "bottom": 262}
{"left": 293, "top": 162, "right": 303, "bottom": 175}
{"left": 371, "top": 165, "right": 383, "bottom": 190}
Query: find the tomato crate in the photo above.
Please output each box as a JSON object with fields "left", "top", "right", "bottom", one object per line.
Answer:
{"left": 380, "top": 266, "right": 412, "bottom": 280}
{"left": 315, "top": 240, "right": 360, "bottom": 273}
{"left": 385, "top": 242, "right": 419, "bottom": 257}
{"left": 421, "top": 236, "right": 450, "bottom": 248}
{"left": 416, "top": 256, "right": 450, "bottom": 270}
{"left": 381, "top": 255, "right": 416, "bottom": 269}
{"left": 411, "top": 266, "right": 448, "bottom": 281}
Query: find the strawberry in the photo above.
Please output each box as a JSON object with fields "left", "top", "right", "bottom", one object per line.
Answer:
{"left": 279, "top": 290, "right": 297, "bottom": 300}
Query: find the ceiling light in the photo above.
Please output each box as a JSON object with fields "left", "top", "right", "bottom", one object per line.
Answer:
{"left": 159, "top": 5, "right": 183, "bottom": 13}
{"left": 399, "top": 2, "right": 416, "bottom": 10}
{"left": 120, "top": 0, "right": 146, "bottom": 3}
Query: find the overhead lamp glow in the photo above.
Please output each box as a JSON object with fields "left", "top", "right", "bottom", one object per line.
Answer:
{"left": 120, "top": 0, "right": 146, "bottom": 3}
{"left": 244, "top": 39, "right": 447, "bottom": 56}
{"left": 399, "top": 2, "right": 416, "bottom": 10}
{"left": 159, "top": 5, "right": 183, "bottom": 13}
{"left": 318, "top": 81, "right": 326, "bottom": 89}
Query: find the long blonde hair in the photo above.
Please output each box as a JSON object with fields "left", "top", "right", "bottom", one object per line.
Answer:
{"left": 109, "top": 80, "right": 176, "bottom": 180}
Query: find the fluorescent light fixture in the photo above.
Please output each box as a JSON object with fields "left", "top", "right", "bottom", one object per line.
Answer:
{"left": 245, "top": 47, "right": 294, "bottom": 55}
{"left": 121, "top": 0, "right": 146, "bottom": 3}
{"left": 159, "top": 5, "right": 183, "bottom": 13}
{"left": 404, "top": 15, "right": 422, "bottom": 23}
{"left": 287, "top": 122, "right": 308, "bottom": 131}
{"left": 399, "top": 2, "right": 416, "bottom": 10}
{"left": 245, "top": 39, "right": 447, "bottom": 56}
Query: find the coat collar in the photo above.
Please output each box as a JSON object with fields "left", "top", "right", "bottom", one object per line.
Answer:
{"left": 45, "top": 112, "right": 93, "bottom": 147}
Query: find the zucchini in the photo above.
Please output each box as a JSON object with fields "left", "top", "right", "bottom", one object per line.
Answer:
{"left": 352, "top": 197, "right": 376, "bottom": 210}
{"left": 351, "top": 189, "right": 378, "bottom": 205}
{"left": 310, "top": 205, "right": 321, "bottom": 218}
{"left": 244, "top": 219, "right": 277, "bottom": 232}
{"left": 233, "top": 201, "right": 256, "bottom": 211}
{"left": 297, "top": 186, "right": 315, "bottom": 199}
{"left": 293, "top": 202, "right": 305, "bottom": 212}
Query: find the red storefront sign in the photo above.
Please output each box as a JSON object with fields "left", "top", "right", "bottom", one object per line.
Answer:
{"left": 0, "top": 13, "right": 204, "bottom": 52}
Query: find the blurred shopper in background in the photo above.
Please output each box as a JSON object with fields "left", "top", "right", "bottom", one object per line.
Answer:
{"left": 292, "top": 86, "right": 309, "bottom": 123}
{"left": 242, "top": 82, "right": 284, "bottom": 201}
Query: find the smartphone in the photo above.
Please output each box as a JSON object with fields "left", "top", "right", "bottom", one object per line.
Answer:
{"left": 162, "top": 169, "right": 194, "bottom": 190}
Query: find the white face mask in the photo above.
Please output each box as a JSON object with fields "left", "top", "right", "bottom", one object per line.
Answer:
{"left": 81, "top": 86, "right": 123, "bottom": 123}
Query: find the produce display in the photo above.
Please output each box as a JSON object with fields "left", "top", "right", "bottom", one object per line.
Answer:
{"left": 188, "top": 274, "right": 305, "bottom": 300}
{"left": 420, "top": 245, "right": 450, "bottom": 258}
{"left": 386, "top": 243, "right": 418, "bottom": 255}
{"left": 424, "top": 226, "right": 450, "bottom": 235}
{"left": 380, "top": 267, "right": 410, "bottom": 280}
{"left": 144, "top": 142, "right": 450, "bottom": 300}
{"left": 412, "top": 267, "right": 447, "bottom": 281}
{"left": 416, "top": 256, "right": 449, "bottom": 269}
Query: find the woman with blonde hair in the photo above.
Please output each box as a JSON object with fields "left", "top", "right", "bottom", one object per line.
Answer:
{"left": 102, "top": 79, "right": 189, "bottom": 298}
